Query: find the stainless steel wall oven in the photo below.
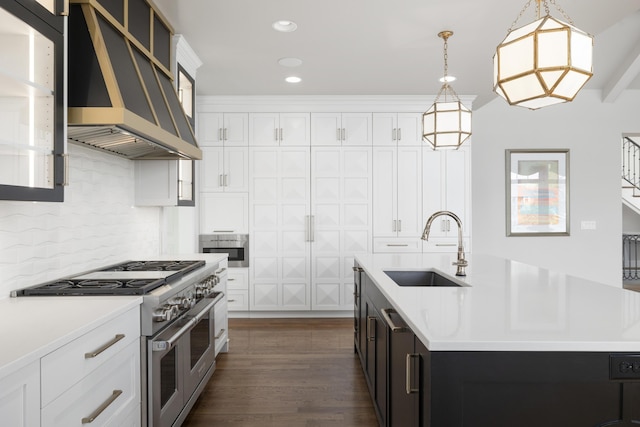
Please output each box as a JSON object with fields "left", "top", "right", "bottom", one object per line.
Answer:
{"left": 199, "top": 234, "right": 249, "bottom": 267}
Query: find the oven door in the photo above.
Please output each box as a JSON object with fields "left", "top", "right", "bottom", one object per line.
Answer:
{"left": 148, "top": 293, "right": 223, "bottom": 427}
{"left": 183, "top": 294, "right": 220, "bottom": 399}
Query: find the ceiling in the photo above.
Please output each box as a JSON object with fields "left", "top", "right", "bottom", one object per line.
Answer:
{"left": 153, "top": 0, "right": 640, "bottom": 109}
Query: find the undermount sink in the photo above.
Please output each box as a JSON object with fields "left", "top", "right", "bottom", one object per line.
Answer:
{"left": 384, "top": 270, "right": 465, "bottom": 287}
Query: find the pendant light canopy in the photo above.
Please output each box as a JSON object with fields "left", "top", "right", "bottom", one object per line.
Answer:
{"left": 422, "top": 31, "right": 472, "bottom": 150}
{"left": 493, "top": 0, "right": 593, "bottom": 110}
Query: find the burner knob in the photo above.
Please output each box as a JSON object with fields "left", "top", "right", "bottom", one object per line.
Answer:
{"left": 165, "top": 304, "right": 180, "bottom": 321}
{"left": 152, "top": 306, "right": 171, "bottom": 322}
{"left": 169, "top": 296, "right": 191, "bottom": 310}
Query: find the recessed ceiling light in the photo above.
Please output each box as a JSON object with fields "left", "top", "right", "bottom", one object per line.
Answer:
{"left": 272, "top": 20, "right": 297, "bottom": 32}
{"left": 439, "top": 75, "right": 457, "bottom": 83}
{"left": 285, "top": 76, "right": 301, "bottom": 83}
{"left": 278, "top": 57, "right": 303, "bottom": 67}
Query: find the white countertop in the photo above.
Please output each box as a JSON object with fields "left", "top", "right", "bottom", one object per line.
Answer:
{"left": 0, "top": 296, "right": 142, "bottom": 379}
{"left": 356, "top": 252, "right": 640, "bottom": 352}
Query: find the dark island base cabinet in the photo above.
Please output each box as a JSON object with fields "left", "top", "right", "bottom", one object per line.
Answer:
{"left": 354, "top": 265, "right": 640, "bottom": 427}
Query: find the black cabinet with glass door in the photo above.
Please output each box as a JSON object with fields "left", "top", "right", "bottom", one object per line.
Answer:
{"left": 0, "top": 0, "right": 65, "bottom": 202}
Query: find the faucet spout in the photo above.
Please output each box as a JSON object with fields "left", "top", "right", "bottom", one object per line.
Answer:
{"left": 421, "top": 210, "right": 468, "bottom": 276}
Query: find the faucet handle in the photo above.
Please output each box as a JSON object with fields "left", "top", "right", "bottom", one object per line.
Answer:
{"left": 453, "top": 259, "right": 468, "bottom": 267}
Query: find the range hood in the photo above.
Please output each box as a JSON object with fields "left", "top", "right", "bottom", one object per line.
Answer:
{"left": 67, "top": 0, "right": 201, "bottom": 160}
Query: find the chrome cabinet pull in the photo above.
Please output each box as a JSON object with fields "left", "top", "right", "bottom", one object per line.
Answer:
{"left": 366, "top": 316, "right": 376, "bottom": 342}
{"left": 387, "top": 244, "right": 409, "bottom": 247}
{"left": 81, "top": 389, "right": 122, "bottom": 423}
{"left": 392, "top": 128, "right": 397, "bottom": 141}
{"left": 85, "top": 334, "right": 125, "bottom": 359}
{"left": 310, "top": 215, "right": 315, "bottom": 242}
{"left": 274, "top": 128, "right": 278, "bottom": 141}
{"left": 381, "top": 308, "right": 407, "bottom": 333}
{"left": 279, "top": 128, "right": 283, "bottom": 141}
{"left": 305, "top": 215, "right": 311, "bottom": 242}
{"left": 397, "top": 128, "right": 402, "bottom": 141}
{"left": 341, "top": 128, "right": 346, "bottom": 141}
{"left": 219, "top": 128, "right": 223, "bottom": 141}
{"left": 228, "top": 299, "right": 236, "bottom": 302}
{"left": 224, "top": 174, "right": 228, "bottom": 186}
{"left": 61, "top": 153, "right": 69, "bottom": 186}
{"left": 435, "top": 243, "right": 456, "bottom": 247}
{"left": 215, "top": 329, "right": 226, "bottom": 340}
{"left": 406, "top": 354, "right": 419, "bottom": 394}
{"left": 398, "top": 220, "right": 402, "bottom": 232}
{"left": 224, "top": 128, "right": 228, "bottom": 141}
{"left": 336, "top": 128, "right": 341, "bottom": 142}
{"left": 392, "top": 220, "right": 396, "bottom": 232}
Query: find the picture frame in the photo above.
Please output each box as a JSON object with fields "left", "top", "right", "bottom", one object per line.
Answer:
{"left": 506, "top": 149, "right": 569, "bottom": 236}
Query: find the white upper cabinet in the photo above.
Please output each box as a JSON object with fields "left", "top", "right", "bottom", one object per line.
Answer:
{"left": 198, "top": 112, "right": 248, "bottom": 147}
{"left": 311, "top": 113, "right": 372, "bottom": 146}
{"left": 249, "top": 113, "right": 310, "bottom": 146}
{"left": 372, "top": 113, "right": 422, "bottom": 146}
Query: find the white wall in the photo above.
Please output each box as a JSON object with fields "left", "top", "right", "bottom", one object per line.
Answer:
{"left": 0, "top": 144, "right": 162, "bottom": 298}
{"left": 472, "top": 89, "right": 640, "bottom": 287}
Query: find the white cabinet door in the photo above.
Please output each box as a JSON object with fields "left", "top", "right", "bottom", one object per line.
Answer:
{"left": 225, "top": 147, "right": 249, "bottom": 191}
{"left": 200, "top": 147, "right": 224, "bottom": 192}
{"left": 311, "top": 147, "right": 372, "bottom": 310}
{"left": 249, "top": 113, "right": 279, "bottom": 145}
{"left": 223, "top": 113, "right": 249, "bottom": 146}
{"left": 0, "top": 360, "right": 40, "bottom": 427}
{"left": 200, "top": 147, "right": 248, "bottom": 192}
{"left": 250, "top": 147, "right": 311, "bottom": 310}
{"left": 280, "top": 113, "right": 310, "bottom": 146}
{"left": 342, "top": 113, "right": 371, "bottom": 146}
{"left": 396, "top": 146, "right": 422, "bottom": 237}
{"left": 197, "top": 112, "right": 248, "bottom": 147}
{"left": 422, "top": 146, "right": 471, "bottom": 251}
{"left": 373, "top": 147, "right": 397, "bottom": 237}
{"left": 310, "top": 113, "right": 342, "bottom": 146}
{"left": 200, "top": 193, "right": 249, "bottom": 233}
{"left": 372, "top": 113, "right": 397, "bottom": 146}
{"left": 372, "top": 145, "right": 422, "bottom": 250}
{"left": 396, "top": 113, "right": 423, "bottom": 146}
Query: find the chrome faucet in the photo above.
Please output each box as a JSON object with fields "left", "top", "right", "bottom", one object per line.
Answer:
{"left": 421, "top": 210, "right": 468, "bottom": 276}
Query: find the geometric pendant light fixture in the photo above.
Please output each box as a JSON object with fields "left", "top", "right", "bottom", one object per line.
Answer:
{"left": 493, "top": 0, "right": 593, "bottom": 110}
{"left": 422, "top": 30, "right": 472, "bottom": 150}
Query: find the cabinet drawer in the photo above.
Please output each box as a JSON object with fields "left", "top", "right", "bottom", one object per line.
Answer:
{"left": 41, "top": 340, "right": 140, "bottom": 427}
{"left": 227, "top": 290, "right": 249, "bottom": 311}
{"left": 373, "top": 237, "right": 422, "bottom": 253}
{"left": 41, "top": 307, "right": 140, "bottom": 406}
{"left": 227, "top": 268, "right": 248, "bottom": 290}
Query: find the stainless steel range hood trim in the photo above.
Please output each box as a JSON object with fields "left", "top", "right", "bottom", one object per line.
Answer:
{"left": 67, "top": 0, "right": 202, "bottom": 161}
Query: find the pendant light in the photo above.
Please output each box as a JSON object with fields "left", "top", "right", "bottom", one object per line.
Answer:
{"left": 422, "top": 31, "right": 472, "bottom": 150}
{"left": 493, "top": 0, "right": 593, "bottom": 110}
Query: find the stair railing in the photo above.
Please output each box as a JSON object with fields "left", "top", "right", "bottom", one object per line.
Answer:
{"left": 622, "top": 136, "right": 640, "bottom": 191}
{"left": 623, "top": 234, "right": 640, "bottom": 280}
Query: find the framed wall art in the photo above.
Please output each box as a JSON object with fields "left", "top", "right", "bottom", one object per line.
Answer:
{"left": 506, "top": 149, "right": 569, "bottom": 236}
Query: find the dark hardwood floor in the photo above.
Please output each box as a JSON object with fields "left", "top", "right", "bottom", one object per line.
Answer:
{"left": 181, "top": 318, "right": 378, "bottom": 427}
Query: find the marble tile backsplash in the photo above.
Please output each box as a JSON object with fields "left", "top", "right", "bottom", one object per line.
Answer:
{"left": 0, "top": 144, "right": 161, "bottom": 298}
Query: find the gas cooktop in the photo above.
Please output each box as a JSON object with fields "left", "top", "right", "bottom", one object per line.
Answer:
{"left": 17, "top": 260, "right": 206, "bottom": 296}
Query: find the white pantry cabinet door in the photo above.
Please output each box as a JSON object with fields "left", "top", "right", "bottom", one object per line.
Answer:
{"left": 250, "top": 147, "right": 311, "bottom": 310}
{"left": 372, "top": 113, "right": 397, "bottom": 146}
{"left": 223, "top": 113, "right": 249, "bottom": 146}
{"left": 0, "top": 360, "right": 40, "bottom": 427}
{"left": 311, "top": 146, "right": 371, "bottom": 310}
{"left": 224, "top": 146, "right": 249, "bottom": 192}
{"left": 396, "top": 113, "right": 423, "bottom": 146}
{"left": 396, "top": 146, "right": 422, "bottom": 237}
{"left": 200, "top": 147, "right": 224, "bottom": 192}
{"left": 372, "top": 147, "right": 397, "bottom": 237}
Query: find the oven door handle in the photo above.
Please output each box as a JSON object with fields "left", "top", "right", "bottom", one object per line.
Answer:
{"left": 152, "top": 293, "right": 223, "bottom": 352}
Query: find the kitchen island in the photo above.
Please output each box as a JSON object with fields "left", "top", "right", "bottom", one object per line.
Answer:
{"left": 355, "top": 252, "right": 640, "bottom": 427}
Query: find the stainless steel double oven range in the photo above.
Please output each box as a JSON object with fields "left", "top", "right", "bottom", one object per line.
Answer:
{"left": 15, "top": 257, "right": 227, "bottom": 427}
